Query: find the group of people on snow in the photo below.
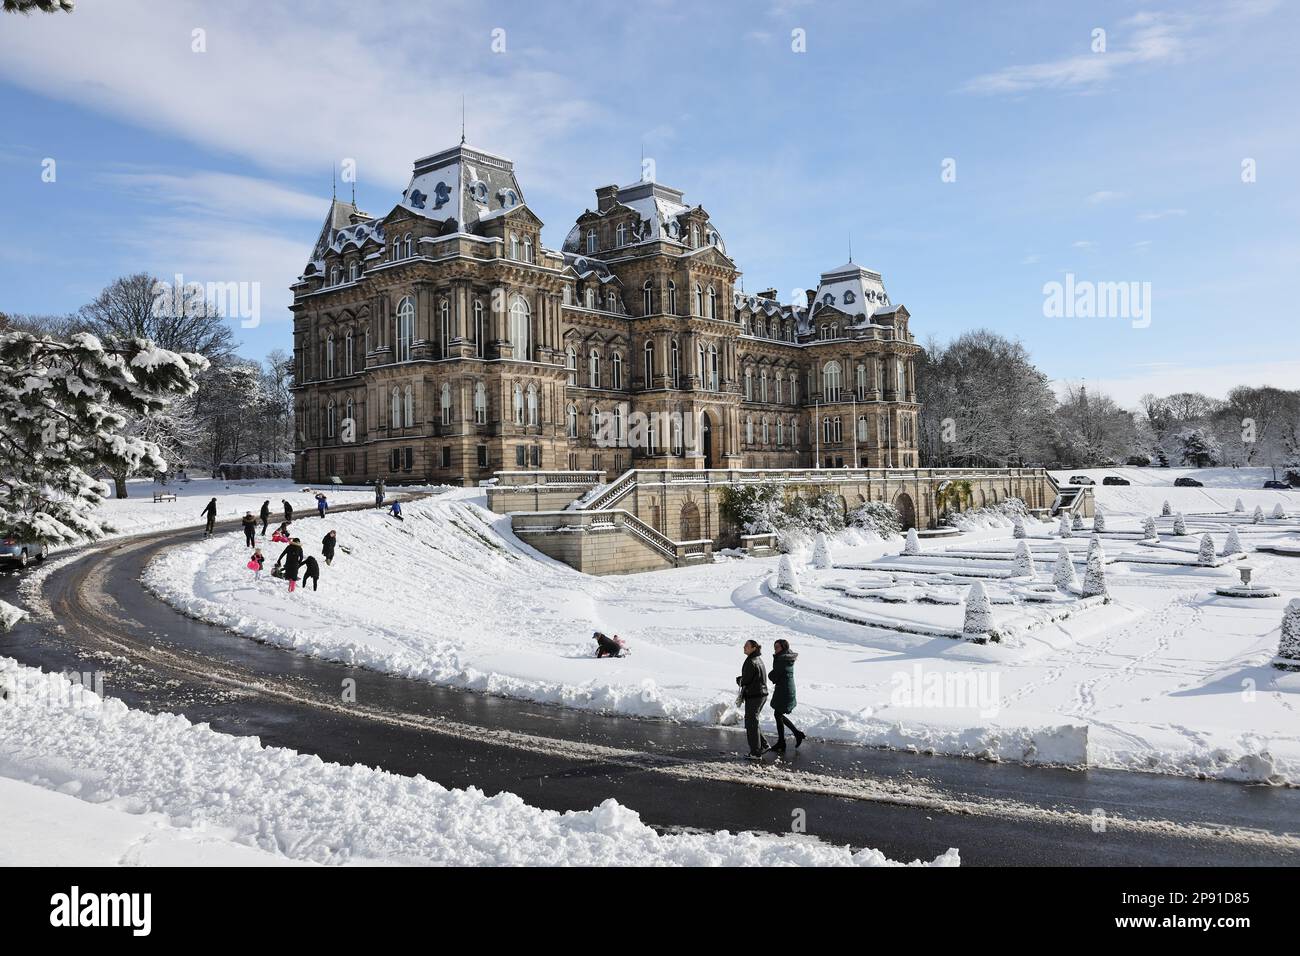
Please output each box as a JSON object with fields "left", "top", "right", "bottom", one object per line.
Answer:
{"left": 202, "top": 494, "right": 343, "bottom": 595}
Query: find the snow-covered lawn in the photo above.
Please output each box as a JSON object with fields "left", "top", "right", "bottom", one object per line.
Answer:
{"left": 142, "top": 467, "right": 1300, "bottom": 785}
{"left": 0, "top": 659, "right": 953, "bottom": 867}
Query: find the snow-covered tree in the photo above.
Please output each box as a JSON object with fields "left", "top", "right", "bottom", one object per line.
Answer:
{"left": 962, "top": 582, "right": 996, "bottom": 641}
{"left": 1252, "top": 505, "right": 1265, "bottom": 524}
{"left": 1092, "top": 510, "right": 1106, "bottom": 533}
{"left": 1053, "top": 545, "right": 1078, "bottom": 590}
{"left": 1161, "top": 500, "right": 1172, "bottom": 517}
{"left": 0, "top": 331, "right": 204, "bottom": 544}
{"left": 902, "top": 528, "right": 921, "bottom": 555}
{"left": 1277, "top": 599, "right": 1300, "bottom": 669}
{"left": 1197, "top": 533, "right": 1216, "bottom": 566}
{"left": 1142, "top": 516, "right": 1159, "bottom": 540}
{"left": 810, "top": 532, "right": 832, "bottom": 569}
{"left": 1234, "top": 498, "right": 1245, "bottom": 513}
{"left": 1272, "top": 503, "right": 1287, "bottom": 519}
{"left": 1011, "top": 539, "right": 1037, "bottom": 578}
{"left": 1071, "top": 513, "right": 1083, "bottom": 531}
{"left": 776, "top": 555, "right": 801, "bottom": 593}
{"left": 1058, "top": 513, "right": 1073, "bottom": 538}
{"left": 1012, "top": 514, "right": 1027, "bottom": 539}
{"left": 1081, "top": 538, "right": 1108, "bottom": 598}
{"left": 1221, "top": 525, "right": 1243, "bottom": 556}
{"left": 1173, "top": 513, "right": 1188, "bottom": 536}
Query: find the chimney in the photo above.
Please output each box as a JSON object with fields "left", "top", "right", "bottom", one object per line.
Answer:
{"left": 758, "top": 288, "right": 777, "bottom": 300}
{"left": 596, "top": 185, "right": 619, "bottom": 213}
{"left": 805, "top": 289, "right": 816, "bottom": 308}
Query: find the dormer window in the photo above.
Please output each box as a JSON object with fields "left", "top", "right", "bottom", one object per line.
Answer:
{"left": 822, "top": 293, "right": 833, "bottom": 305}
{"left": 616, "top": 223, "right": 627, "bottom": 247}
{"left": 691, "top": 224, "right": 699, "bottom": 247}
{"left": 586, "top": 229, "right": 596, "bottom": 254}
{"left": 843, "top": 290, "right": 855, "bottom": 304}
{"left": 349, "top": 262, "right": 358, "bottom": 282}
{"left": 330, "top": 267, "right": 340, "bottom": 286}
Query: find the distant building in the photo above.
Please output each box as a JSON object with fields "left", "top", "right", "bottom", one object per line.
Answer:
{"left": 291, "top": 142, "right": 922, "bottom": 484}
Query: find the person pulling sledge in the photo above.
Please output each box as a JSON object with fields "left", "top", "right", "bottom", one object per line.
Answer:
{"left": 593, "top": 631, "right": 627, "bottom": 658}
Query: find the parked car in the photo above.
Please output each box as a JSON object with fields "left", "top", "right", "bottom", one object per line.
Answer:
{"left": 1264, "top": 480, "right": 1292, "bottom": 490}
{"left": 0, "top": 533, "right": 48, "bottom": 568}
{"left": 1174, "top": 476, "right": 1203, "bottom": 487}
{"left": 1102, "top": 476, "right": 1130, "bottom": 486}
{"left": 1068, "top": 475, "right": 1095, "bottom": 486}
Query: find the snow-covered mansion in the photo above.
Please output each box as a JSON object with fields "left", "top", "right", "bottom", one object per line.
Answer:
{"left": 290, "top": 142, "right": 923, "bottom": 485}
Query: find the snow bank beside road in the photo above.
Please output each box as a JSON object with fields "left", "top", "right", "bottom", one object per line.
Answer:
{"left": 0, "top": 659, "right": 956, "bottom": 867}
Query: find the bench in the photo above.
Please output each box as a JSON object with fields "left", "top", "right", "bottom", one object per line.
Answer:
{"left": 152, "top": 491, "right": 177, "bottom": 503}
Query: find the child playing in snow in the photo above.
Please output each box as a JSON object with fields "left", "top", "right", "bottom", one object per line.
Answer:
{"left": 247, "top": 548, "right": 265, "bottom": 577}
{"left": 389, "top": 501, "right": 403, "bottom": 521}
{"left": 593, "top": 631, "right": 626, "bottom": 658}
{"left": 271, "top": 522, "right": 292, "bottom": 543}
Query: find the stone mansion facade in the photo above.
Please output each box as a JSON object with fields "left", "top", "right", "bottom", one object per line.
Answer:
{"left": 291, "top": 142, "right": 923, "bottom": 485}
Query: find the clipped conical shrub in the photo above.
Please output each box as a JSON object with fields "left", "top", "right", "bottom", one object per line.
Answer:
{"left": 1197, "top": 533, "right": 1216, "bottom": 566}
{"left": 1276, "top": 599, "right": 1300, "bottom": 669}
{"left": 1272, "top": 503, "right": 1287, "bottom": 519}
{"left": 1053, "top": 544, "right": 1078, "bottom": 590}
{"left": 1234, "top": 498, "right": 1245, "bottom": 513}
{"left": 1173, "top": 513, "right": 1188, "bottom": 536}
{"left": 1081, "top": 537, "right": 1108, "bottom": 598}
{"left": 1011, "top": 539, "right": 1037, "bottom": 578}
{"left": 963, "top": 582, "right": 996, "bottom": 641}
{"left": 811, "top": 532, "right": 832, "bottom": 569}
{"left": 1221, "top": 526, "right": 1243, "bottom": 556}
{"left": 1253, "top": 505, "right": 1265, "bottom": 524}
{"left": 902, "top": 528, "right": 921, "bottom": 555}
{"left": 1012, "top": 515, "right": 1027, "bottom": 539}
{"left": 1058, "top": 513, "right": 1073, "bottom": 538}
{"left": 1092, "top": 510, "right": 1106, "bottom": 533}
{"left": 777, "top": 555, "right": 801, "bottom": 593}
{"left": 1162, "top": 500, "right": 1172, "bottom": 517}
{"left": 1142, "top": 516, "right": 1159, "bottom": 541}
{"left": 1072, "top": 514, "right": 1084, "bottom": 531}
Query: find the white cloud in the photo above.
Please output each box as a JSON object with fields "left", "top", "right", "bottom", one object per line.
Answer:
{"left": 1072, "top": 240, "right": 1096, "bottom": 249}
{"left": 1077, "top": 359, "right": 1300, "bottom": 408}
{"left": 1086, "top": 190, "right": 1124, "bottom": 204}
{"left": 1137, "top": 208, "right": 1188, "bottom": 221}
{"left": 100, "top": 170, "right": 325, "bottom": 222}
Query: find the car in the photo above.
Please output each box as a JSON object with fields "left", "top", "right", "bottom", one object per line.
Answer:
{"left": 0, "top": 533, "right": 48, "bottom": 568}
{"left": 1068, "top": 475, "right": 1095, "bottom": 486}
{"left": 1264, "top": 480, "right": 1292, "bottom": 490}
{"left": 1102, "top": 476, "right": 1130, "bottom": 486}
{"left": 1174, "top": 476, "right": 1203, "bottom": 487}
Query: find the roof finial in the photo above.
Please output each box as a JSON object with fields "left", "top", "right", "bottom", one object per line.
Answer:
{"left": 331, "top": 163, "right": 336, "bottom": 202}
{"left": 460, "top": 95, "right": 466, "bottom": 145}
{"left": 350, "top": 174, "right": 355, "bottom": 206}
{"left": 848, "top": 231, "right": 853, "bottom": 263}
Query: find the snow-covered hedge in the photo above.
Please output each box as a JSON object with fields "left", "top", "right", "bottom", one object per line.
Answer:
{"left": 217, "top": 461, "right": 293, "bottom": 480}
{"left": 719, "top": 482, "right": 845, "bottom": 552}
{"left": 848, "top": 500, "right": 904, "bottom": 540}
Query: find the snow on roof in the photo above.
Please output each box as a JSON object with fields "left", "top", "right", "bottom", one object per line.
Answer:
{"left": 561, "top": 179, "right": 724, "bottom": 254}
{"left": 399, "top": 143, "right": 526, "bottom": 233}
{"left": 809, "top": 261, "right": 891, "bottom": 323}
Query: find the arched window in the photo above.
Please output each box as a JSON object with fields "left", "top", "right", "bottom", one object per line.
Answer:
{"left": 473, "top": 299, "right": 485, "bottom": 357}
{"left": 330, "top": 267, "right": 340, "bottom": 286}
{"left": 395, "top": 296, "right": 414, "bottom": 362}
{"left": 404, "top": 385, "right": 414, "bottom": 427}
{"left": 857, "top": 415, "right": 869, "bottom": 441}
{"left": 823, "top": 361, "right": 842, "bottom": 402}
{"left": 589, "top": 404, "right": 600, "bottom": 438}
{"left": 439, "top": 299, "right": 451, "bottom": 352}
{"left": 586, "top": 229, "right": 596, "bottom": 254}
{"left": 325, "top": 333, "right": 335, "bottom": 378}
{"left": 509, "top": 295, "right": 530, "bottom": 360}
{"left": 513, "top": 383, "right": 524, "bottom": 425}
{"left": 694, "top": 283, "right": 703, "bottom": 316}
{"left": 707, "top": 285, "right": 716, "bottom": 319}
{"left": 391, "top": 239, "right": 399, "bottom": 261}
{"left": 613, "top": 404, "right": 624, "bottom": 442}
{"left": 762, "top": 417, "right": 769, "bottom": 444}
{"left": 526, "top": 384, "right": 538, "bottom": 426}
{"left": 326, "top": 399, "right": 336, "bottom": 438}
{"left": 744, "top": 367, "right": 753, "bottom": 401}
{"left": 566, "top": 346, "right": 577, "bottom": 386}
{"left": 344, "top": 331, "right": 354, "bottom": 375}
{"left": 790, "top": 372, "right": 798, "bottom": 404}
{"left": 777, "top": 419, "right": 784, "bottom": 446}
{"left": 523, "top": 236, "right": 532, "bottom": 262}
{"left": 616, "top": 223, "right": 627, "bottom": 246}
{"left": 404, "top": 233, "right": 412, "bottom": 258}
{"left": 670, "top": 339, "right": 680, "bottom": 384}
{"left": 390, "top": 387, "right": 401, "bottom": 428}
{"left": 643, "top": 341, "right": 654, "bottom": 384}
{"left": 612, "top": 353, "right": 622, "bottom": 390}
{"left": 697, "top": 342, "right": 705, "bottom": 386}
{"left": 746, "top": 416, "right": 754, "bottom": 445}
{"left": 667, "top": 280, "right": 677, "bottom": 314}
{"left": 588, "top": 348, "right": 600, "bottom": 388}
{"left": 760, "top": 368, "right": 768, "bottom": 403}
{"left": 607, "top": 291, "right": 617, "bottom": 313}
{"left": 642, "top": 279, "right": 653, "bottom": 315}
{"left": 856, "top": 363, "right": 867, "bottom": 400}
{"left": 510, "top": 233, "right": 519, "bottom": 260}
{"left": 671, "top": 416, "right": 684, "bottom": 456}
{"left": 441, "top": 382, "right": 453, "bottom": 426}
{"left": 474, "top": 382, "right": 487, "bottom": 424}
{"left": 775, "top": 372, "right": 783, "bottom": 404}
{"left": 585, "top": 287, "right": 596, "bottom": 309}
{"left": 897, "top": 360, "right": 907, "bottom": 395}
{"left": 708, "top": 344, "right": 718, "bottom": 391}
{"left": 566, "top": 403, "right": 578, "bottom": 437}
{"left": 348, "top": 261, "right": 358, "bottom": 282}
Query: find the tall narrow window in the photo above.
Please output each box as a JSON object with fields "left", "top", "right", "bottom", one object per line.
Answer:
{"left": 395, "top": 296, "right": 414, "bottom": 362}
{"left": 694, "top": 284, "right": 703, "bottom": 316}
{"left": 390, "top": 387, "right": 401, "bottom": 428}
{"left": 526, "top": 385, "right": 538, "bottom": 426}
{"left": 349, "top": 262, "right": 358, "bottom": 282}
{"left": 473, "top": 299, "right": 485, "bottom": 357}
{"left": 709, "top": 346, "right": 718, "bottom": 391}
{"left": 510, "top": 233, "right": 519, "bottom": 260}
{"left": 344, "top": 331, "right": 353, "bottom": 375}
{"left": 325, "top": 334, "right": 335, "bottom": 378}
{"left": 524, "top": 236, "right": 533, "bottom": 262}
{"left": 642, "top": 279, "right": 653, "bottom": 315}
{"left": 404, "top": 385, "right": 414, "bottom": 427}
{"left": 643, "top": 341, "right": 654, "bottom": 385}
{"left": 823, "top": 361, "right": 842, "bottom": 402}
{"left": 566, "top": 404, "right": 578, "bottom": 437}
{"left": 612, "top": 353, "right": 622, "bottom": 390}
{"left": 404, "top": 233, "right": 412, "bottom": 258}
{"left": 586, "top": 229, "right": 596, "bottom": 254}
{"left": 856, "top": 363, "right": 867, "bottom": 400}
{"left": 744, "top": 368, "right": 753, "bottom": 401}
{"left": 509, "top": 295, "right": 530, "bottom": 360}
{"left": 326, "top": 400, "right": 336, "bottom": 438}
{"left": 667, "top": 281, "right": 677, "bottom": 314}
{"left": 616, "top": 223, "right": 627, "bottom": 246}
{"left": 441, "top": 382, "right": 453, "bottom": 426}
{"left": 760, "top": 368, "right": 768, "bottom": 403}
{"left": 707, "top": 285, "right": 716, "bottom": 319}
{"left": 474, "top": 382, "right": 487, "bottom": 424}
{"left": 439, "top": 299, "right": 450, "bottom": 353}
{"left": 588, "top": 349, "right": 600, "bottom": 388}
{"left": 513, "top": 383, "right": 524, "bottom": 425}
{"left": 566, "top": 346, "right": 577, "bottom": 386}
{"left": 670, "top": 339, "right": 679, "bottom": 385}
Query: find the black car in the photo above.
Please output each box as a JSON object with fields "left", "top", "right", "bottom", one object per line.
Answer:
{"left": 1102, "top": 476, "right": 1130, "bottom": 486}
{"left": 1174, "top": 476, "right": 1203, "bottom": 487}
{"left": 1264, "top": 480, "right": 1291, "bottom": 490}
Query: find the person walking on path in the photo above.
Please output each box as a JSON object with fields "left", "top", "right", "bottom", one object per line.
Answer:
{"left": 768, "top": 639, "right": 806, "bottom": 752}
{"left": 321, "top": 530, "right": 337, "bottom": 566}
{"left": 301, "top": 554, "right": 321, "bottom": 592}
{"left": 259, "top": 500, "right": 271, "bottom": 536}
{"left": 240, "top": 511, "right": 258, "bottom": 547}
{"left": 315, "top": 492, "right": 328, "bottom": 519}
{"left": 375, "top": 479, "right": 386, "bottom": 507}
{"left": 736, "top": 640, "right": 770, "bottom": 760}
{"left": 389, "top": 500, "right": 403, "bottom": 521}
{"left": 274, "top": 537, "right": 304, "bottom": 593}
{"left": 201, "top": 498, "right": 218, "bottom": 537}
{"left": 282, "top": 499, "right": 293, "bottom": 524}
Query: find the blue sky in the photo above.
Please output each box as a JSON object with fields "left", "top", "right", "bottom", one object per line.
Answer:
{"left": 1, "top": 0, "right": 1296, "bottom": 405}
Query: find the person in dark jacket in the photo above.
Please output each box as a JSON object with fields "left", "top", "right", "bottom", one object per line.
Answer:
{"left": 274, "top": 538, "right": 304, "bottom": 592}
{"left": 315, "top": 492, "right": 328, "bottom": 519}
{"left": 375, "top": 480, "right": 386, "bottom": 507}
{"left": 593, "top": 631, "right": 625, "bottom": 658}
{"left": 322, "top": 530, "right": 337, "bottom": 566}
{"left": 301, "top": 554, "right": 320, "bottom": 592}
{"left": 240, "top": 511, "right": 257, "bottom": 547}
{"left": 259, "top": 500, "right": 271, "bottom": 536}
{"left": 736, "top": 640, "right": 770, "bottom": 760}
{"left": 201, "top": 498, "right": 218, "bottom": 537}
{"left": 282, "top": 499, "right": 293, "bottom": 523}
{"left": 768, "top": 639, "right": 806, "bottom": 751}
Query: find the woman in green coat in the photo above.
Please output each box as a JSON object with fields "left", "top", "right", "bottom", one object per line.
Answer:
{"left": 769, "top": 639, "right": 806, "bottom": 750}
